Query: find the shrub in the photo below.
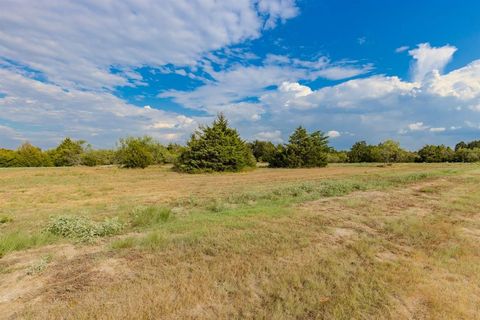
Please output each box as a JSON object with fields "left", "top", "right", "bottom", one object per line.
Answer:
{"left": 417, "top": 144, "right": 454, "bottom": 163}
{"left": 46, "top": 215, "right": 123, "bottom": 242}
{"left": 175, "top": 114, "right": 256, "bottom": 173}
{"left": 115, "top": 136, "right": 155, "bottom": 168}
{"left": 50, "top": 137, "right": 85, "bottom": 166}
{"left": 326, "top": 150, "right": 348, "bottom": 163}
{"left": 15, "top": 142, "right": 52, "bottom": 167}
{"left": 348, "top": 141, "right": 374, "bottom": 163}
{"left": 249, "top": 140, "right": 276, "bottom": 163}
{"left": 0, "top": 148, "right": 18, "bottom": 167}
{"left": 81, "top": 149, "right": 115, "bottom": 166}
{"left": 454, "top": 147, "right": 480, "bottom": 162}
{"left": 130, "top": 206, "right": 172, "bottom": 228}
{"left": 270, "top": 126, "right": 329, "bottom": 168}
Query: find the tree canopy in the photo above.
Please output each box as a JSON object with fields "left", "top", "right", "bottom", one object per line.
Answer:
{"left": 175, "top": 114, "right": 256, "bottom": 173}
{"left": 270, "top": 126, "right": 329, "bottom": 168}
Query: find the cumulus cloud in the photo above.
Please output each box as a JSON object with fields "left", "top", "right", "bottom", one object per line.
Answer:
{"left": 253, "top": 130, "right": 283, "bottom": 142}
{"left": 409, "top": 43, "right": 457, "bottom": 82}
{"left": 0, "top": 0, "right": 299, "bottom": 91}
{"left": 0, "top": 0, "right": 299, "bottom": 148}
{"left": 327, "top": 130, "right": 341, "bottom": 138}
{"left": 0, "top": 68, "right": 197, "bottom": 148}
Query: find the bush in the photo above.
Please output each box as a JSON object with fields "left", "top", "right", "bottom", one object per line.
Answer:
{"left": 348, "top": 141, "right": 375, "bottom": 163}
{"left": 0, "top": 148, "right": 19, "bottom": 167}
{"left": 454, "top": 147, "right": 480, "bottom": 162}
{"left": 50, "top": 138, "right": 85, "bottom": 166}
{"left": 417, "top": 145, "right": 454, "bottom": 163}
{"left": 46, "top": 215, "right": 123, "bottom": 242}
{"left": 326, "top": 151, "right": 348, "bottom": 163}
{"left": 116, "top": 136, "right": 155, "bottom": 168}
{"left": 249, "top": 140, "right": 276, "bottom": 163}
{"left": 15, "top": 142, "right": 52, "bottom": 167}
{"left": 270, "top": 126, "right": 329, "bottom": 168}
{"left": 81, "top": 149, "right": 115, "bottom": 166}
{"left": 175, "top": 114, "right": 256, "bottom": 173}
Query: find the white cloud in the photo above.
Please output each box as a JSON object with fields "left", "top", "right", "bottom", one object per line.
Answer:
{"left": 395, "top": 46, "right": 410, "bottom": 53}
{"left": 279, "top": 82, "right": 313, "bottom": 97}
{"left": 0, "top": 68, "right": 198, "bottom": 148}
{"left": 430, "top": 127, "right": 446, "bottom": 132}
{"left": 408, "top": 122, "right": 428, "bottom": 131}
{"left": 0, "top": 0, "right": 299, "bottom": 91}
{"left": 253, "top": 130, "right": 283, "bottom": 143}
{"left": 0, "top": 0, "right": 299, "bottom": 148}
{"left": 409, "top": 43, "right": 457, "bottom": 82}
{"left": 327, "top": 130, "right": 341, "bottom": 138}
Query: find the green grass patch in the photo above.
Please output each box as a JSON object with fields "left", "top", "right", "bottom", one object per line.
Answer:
{"left": 130, "top": 206, "right": 172, "bottom": 228}
{"left": 0, "top": 231, "right": 57, "bottom": 257}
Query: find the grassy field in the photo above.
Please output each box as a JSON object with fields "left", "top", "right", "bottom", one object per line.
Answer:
{"left": 1, "top": 163, "right": 480, "bottom": 319}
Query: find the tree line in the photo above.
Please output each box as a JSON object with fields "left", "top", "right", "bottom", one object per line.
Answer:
{"left": 1, "top": 114, "right": 479, "bottom": 172}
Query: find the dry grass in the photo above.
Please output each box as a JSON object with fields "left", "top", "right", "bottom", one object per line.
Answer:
{"left": 1, "top": 163, "right": 480, "bottom": 319}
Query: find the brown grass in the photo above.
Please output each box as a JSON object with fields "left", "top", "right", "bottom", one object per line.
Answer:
{"left": 1, "top": 163, "right": 480, "bottom": 319}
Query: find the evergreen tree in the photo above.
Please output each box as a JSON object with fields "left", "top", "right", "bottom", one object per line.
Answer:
{"left": 270, "top": 126, "right": 329, "bottom": 168}
{"left": 175, "top": 114, "right": 256, "bottom": 173}
{"left": 51, "top": 138, "right": 85, "bottom": 166}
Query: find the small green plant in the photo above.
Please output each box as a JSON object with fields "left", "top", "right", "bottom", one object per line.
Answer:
{"left": 0, "top": 215, "right": 13, "bottom": 224}
{"left": 46, "top": 215, "right": 123, "bottom": 242}
{"left": 26, "top": 255, "right": 52, "bottom": 275}
{"left": 130, "top": 206, "right": 172, "bottom": 228}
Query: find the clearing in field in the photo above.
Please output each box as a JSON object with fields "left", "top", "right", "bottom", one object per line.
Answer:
{"left": 1, "top": 163, "right": 480, "bottom": 319}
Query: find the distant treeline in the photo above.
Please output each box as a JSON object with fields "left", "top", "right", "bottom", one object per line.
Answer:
{"left": 1, "top": 116, "right": 479, "bottom": 169}
{"left": 250, "top": 139, "right": 480, "bottom": 164}
{"left": 0, "top": 137, "right": 185, "bottom": 168}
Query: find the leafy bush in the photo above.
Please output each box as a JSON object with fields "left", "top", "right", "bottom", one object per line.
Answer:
{"left": 175, "top": 114, "right": 256, "bottom": 173}
{"left": 326, "top": 150, "right": 348, "bottom": 163}
{"left": 454, "top": 147, "right": 480, "bottom": 162}
{"left": 50, "top": 137, "right": 85, "bottom": 166}
{"left": 115, "top": 136, "right": 155, "bottom": 168}
{"left": 348, "top": 141, "right": 375, "bottom": 163}
{"left": 81, "top": 149, "right": 115, "bottom": 166}
{"left": 46, "top": 215, "right": 123, "bottom": 242}
{"left": 130, "top": 206, "right": 172, "bottom": 228}
{"left": 248, "top": 140, "right": 276, "bottom": 163}
{"left": 15, "top": 142, "right": 52, "bottom": 167}
{"left": 417, "top": 144, "right": 454, "bottom": 163}
{"left": 270, "top": 126, "right": 329, "bottom": 168}
{"left": 0, "top": 148, "right": 18, "bottom": 167}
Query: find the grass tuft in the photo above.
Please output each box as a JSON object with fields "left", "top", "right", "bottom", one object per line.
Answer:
{"left": 0, "top": 232, "right": 56, "bottom": 257}
{"left": 130, "top": 206, "right": 172, "bottom": 228}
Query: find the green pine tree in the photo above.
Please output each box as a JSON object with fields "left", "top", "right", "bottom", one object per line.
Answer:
{"left": 175, "top": 114, "right": 256, "bottom": 173}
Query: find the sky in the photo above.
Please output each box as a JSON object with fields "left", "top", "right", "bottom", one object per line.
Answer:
{"left": 1, "top": 0, "right": 480, "bottom": 150}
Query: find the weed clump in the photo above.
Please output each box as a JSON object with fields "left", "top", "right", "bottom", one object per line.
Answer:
{"left": 130, "top": 206, "right": 172, "bottom": 228}
{"left": 26, "top": 255, "right": 52, "bottom": 275}
{"left": 0, "top": 215, "right": 13, "bottom": 224}
{"left": 46, "top": 215, "right": 123, "bottom": 242}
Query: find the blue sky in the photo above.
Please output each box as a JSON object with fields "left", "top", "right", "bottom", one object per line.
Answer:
{"left": 1, "top": 0, "right": 480, "bottom": 150}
